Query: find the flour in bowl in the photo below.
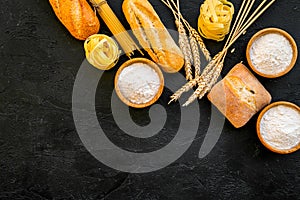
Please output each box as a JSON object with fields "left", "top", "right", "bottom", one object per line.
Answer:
{"left": 250, "top": 33, "right": 293, "bottom": 75}
{"left": 117, "top": 63, "right": 161, "bottom": 104}
{"left": 260, "top": 105, "right": 300, "bottom": 150}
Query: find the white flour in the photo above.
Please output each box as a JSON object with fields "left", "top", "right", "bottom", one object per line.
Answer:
{"left": 250, "top": 33, "right": 293, "bottom": 75}
{"left": 260, "top": 105, "right": 300, "bottom": 150}
{"left": 118, "top": 63, "right": 161, "bottom": 104}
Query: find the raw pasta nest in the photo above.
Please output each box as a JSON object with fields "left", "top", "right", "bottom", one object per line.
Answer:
{"left": 84, "top": 34, "right": 120, "bottom": 70}
{"left": 198, "top": 0, "right": 234, "bottom": 41}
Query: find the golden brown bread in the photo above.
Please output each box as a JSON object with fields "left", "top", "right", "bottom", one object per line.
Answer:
{"left": 122, "top": 0, "right": 184, "bottom": 73}
{"left": 207, "top": 63, "right": 272, "bottom": 128}
{"left": 49, "top": 0, "right": 100, "bottom": 40}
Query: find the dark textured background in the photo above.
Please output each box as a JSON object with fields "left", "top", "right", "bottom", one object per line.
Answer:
{"left": 1, "top": 0, "right": 300, "bottom": 199}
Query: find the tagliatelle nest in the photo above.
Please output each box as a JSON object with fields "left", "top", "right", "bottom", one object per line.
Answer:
{"left": 198, "top": 0, "right": 234, "bottom": 41}
{"left": 84, "top": 34, "right": 120, "bottom": 70}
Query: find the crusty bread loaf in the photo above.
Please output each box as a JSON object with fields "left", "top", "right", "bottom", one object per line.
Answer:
{"left": 207, "top": 63, "right": 272, "bottom": 128}
{"left": 49, "top": 0, "right": 100, "bottom": 40}
{"left": 122, "top": 0, "right": 184, "bottom": 73}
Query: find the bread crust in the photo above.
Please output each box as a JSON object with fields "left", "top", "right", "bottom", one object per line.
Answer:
{"left": 122, "top": 0, "right": 184, "bottom": 73}
{"left": 207, "top": 63, "right": 272, "bottom": 128}
{"left": 49, "top": 0, "right": 100, "bottom": 40}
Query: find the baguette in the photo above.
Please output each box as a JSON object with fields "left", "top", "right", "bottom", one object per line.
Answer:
{"left": 122, "top": 0, "right": 184, "bottom": 73}
{"left": 207, "top": 63, "right": 272, "bottom": 128}
{"left": 49, "top": 0, "right": 100, "bottom": 40}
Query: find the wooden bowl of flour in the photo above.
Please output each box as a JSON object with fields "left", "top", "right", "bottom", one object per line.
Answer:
{"left": 246, "top": 28, "right": 298, "bottom": 78}
{"left": 114, "top": 58, "right": 164, "bottom": 108}
{"left": 257, "top": 101, "right": 300, "bottom": 154}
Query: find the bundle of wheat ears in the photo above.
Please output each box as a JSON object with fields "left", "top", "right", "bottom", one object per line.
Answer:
{"left": 161, "top": 0, "right": 212, "bottom": 81}
{"left": 162, "top": 0, "right": 276, "bottom": 106}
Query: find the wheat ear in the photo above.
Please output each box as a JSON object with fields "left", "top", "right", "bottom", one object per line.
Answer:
{"left": 183, "top": 52, "right": 225, "bottom": 106}
{"left": 189, "top": 27, "right": 211, "bottom": 62}
{"left": 176, "top": 20, "right": 193, "bottom": 80}
{"left": 168, "top": 77, "right": 200, "bottom": 104}
{"left": 189, "top": 34, "right": 201, "bottom": 77}
{"left": 176, "top": 20, "right": 193, "bottom": 63}
{"left": 162, "top": 0, "right": 211, "bottom": 62}
{"left": 169, "top": 51, "right": 221, "bottom": 105}
{"left": 206, "top": 55, "right": 226, "bottom": 91}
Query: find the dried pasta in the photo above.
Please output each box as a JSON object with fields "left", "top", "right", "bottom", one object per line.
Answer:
{"left": 198, "top": 0, "right": 234, "bottom": 41}
{"left": 89, "top": 0, "right": 141, "bottom": 58}
{"left": 84, "top": 34, "right": 120, "bottom": 70}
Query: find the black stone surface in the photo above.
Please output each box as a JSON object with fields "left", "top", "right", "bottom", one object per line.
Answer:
{"left": 1, "top": 0, "right": 300, "bottom": 199}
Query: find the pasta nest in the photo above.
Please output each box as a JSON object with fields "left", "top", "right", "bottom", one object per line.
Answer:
{"left": 84, "top": 34, "right": 120, "bottom": 70}
{"left": 198, "top": 0, "right": 234, "bottom": 41}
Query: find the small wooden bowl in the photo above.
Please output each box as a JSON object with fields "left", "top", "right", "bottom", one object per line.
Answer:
{"left": 114, "top": 58, "right": 164, "bottom": 108}
{"left": 257, "top": 101, "right": 300, "bottom": 154}
{"left": 246, "top": 28, "right": 298, "bottom": 78}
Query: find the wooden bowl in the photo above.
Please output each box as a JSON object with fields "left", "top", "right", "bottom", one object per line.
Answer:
{"left": 114, "top": 58, "right": 164, "bottom": 108}
{"left": 246, "top": 28, "right": 298, "bottom": 78}
{"left": 257, "top": 101, "right": 300, "bottom": 154}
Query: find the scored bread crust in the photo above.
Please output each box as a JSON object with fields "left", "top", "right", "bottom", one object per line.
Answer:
{"left": 122, "top": 0, "right": 184, "bottom": 73}
{"left": 49, "top": 0, "right": 100, "bottom": 40}
{"left": 207, "top": 63, "right": 272, "bottom": 128}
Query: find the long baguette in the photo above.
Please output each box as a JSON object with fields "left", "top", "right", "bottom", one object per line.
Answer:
{"left": 122, "top": 0, "right": 184, "bottom": 73}
{"left": 49, "top": 0, "right": 100, "bottom": 40}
